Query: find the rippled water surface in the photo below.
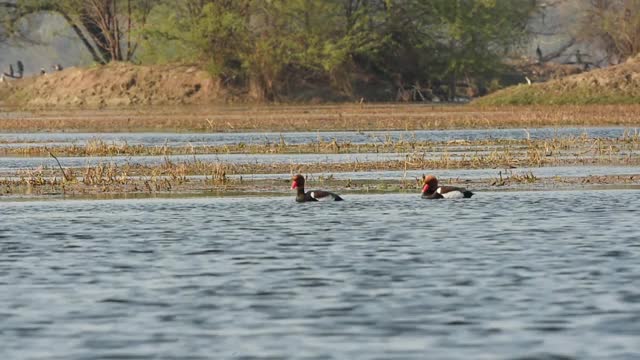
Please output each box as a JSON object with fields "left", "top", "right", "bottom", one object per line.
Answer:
{"left": 2, "top": 191, "right": 640, "bottom": 359}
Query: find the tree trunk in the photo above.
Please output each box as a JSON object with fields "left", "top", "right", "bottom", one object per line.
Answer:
{"left": 0, "top": 2, "right": 108, "bottom": 63}
{"left": 248, "top": 76, "right": 266, "bottom": 102}
{"left": 126, "top": 0, "right": 132, "bottom": 60}
{"left": 449, "top": 73, "right": 457, "bottom": 101}
{"left": 112, "top": 0, "right": 122, "bottom": 61}
{"left": 80, "top": 7, "right": 113, "bottom": 62}
{"left": 60, "top": 12, "right": 107, "bottom": 64}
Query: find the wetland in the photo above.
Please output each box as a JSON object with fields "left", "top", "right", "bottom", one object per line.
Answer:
{"left": 0, "top": 105, "right": 639, "bottom": 199}
{"left": 1, "top": 104, "right": 640, "bottom": 360}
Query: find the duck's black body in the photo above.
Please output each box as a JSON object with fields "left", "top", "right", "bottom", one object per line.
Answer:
{"left": 296, "top": 190, "right": 344, "bottom": 202}
{"left": 292, "top": 174, "right": 343, "bottom": 202}
{"left": 421, "top": 186, "right": 474, "bottom": 199}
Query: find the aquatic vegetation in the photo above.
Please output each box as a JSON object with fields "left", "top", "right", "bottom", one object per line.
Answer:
{"left": 1, "top": 105, "right": 639, "bottom": 198}
{"left": 1, "top": 133, "right": 638, "bottom": 159}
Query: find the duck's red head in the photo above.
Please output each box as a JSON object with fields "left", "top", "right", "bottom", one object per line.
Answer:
{"left": 422, "top": 175, "right": 438, "bottom": 194}
{"left": 291, "top": 174, "right": 305, "bottom": 190}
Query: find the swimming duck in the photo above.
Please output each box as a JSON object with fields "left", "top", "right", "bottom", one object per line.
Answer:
{"left": 291, "top": 174, "right": 344, "bottom": 202}
{"left": 421, "top": 175, "right": 474, "bottom": 199}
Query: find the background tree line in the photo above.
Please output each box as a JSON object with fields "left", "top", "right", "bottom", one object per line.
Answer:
{"left": 2, "top": 0, "right": 640, "bottom": 100}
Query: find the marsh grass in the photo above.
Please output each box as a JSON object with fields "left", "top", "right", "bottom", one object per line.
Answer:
{"left": 491, "top": 170, "right": 538, "bottom": 186}
{"left": 1, "top": 104, "right": 639, "bottom": 197}
{"left": 8, "top": 141, "right": 639, "bottom": 188}
{"left": 2, "top": 133, "right": 639, "bottom": 159}
{"left": 3, "top": 131, "right": 637, "bottom": 196}
{"left": 2, "top": 104, "right": 640, "bottom": 133}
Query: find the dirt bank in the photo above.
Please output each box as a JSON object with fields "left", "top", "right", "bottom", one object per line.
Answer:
{"left": 476, "top": 56, "right": 640, "bottom": 105}
{"left": 0, "top": 62, "right": 392, "bottom": 108}
{"left": 2, "top": 58, "right": 640, "bottom": 108}
{"left": 0, "top": 62, "right": 222, "bottom": 108}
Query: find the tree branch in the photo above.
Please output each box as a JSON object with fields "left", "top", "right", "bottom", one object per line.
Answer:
{"left": 45, "top": 147, "right": 72, "bottom": 182}
{"left": 1, "top": 2, "right": 107, "bottom": 64}
{"left": 540, "top": 38, "right": 577, "bottom": 62}
{"left": 59, "top": 12, "right": 107, "bottom": 64}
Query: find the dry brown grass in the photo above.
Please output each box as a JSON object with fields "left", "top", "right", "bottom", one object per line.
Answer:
{"left": 1, "top": 104, "right": 640, "bottom": 133}
{"left": 1, "top": 62, "right": 219, "bottom": 108}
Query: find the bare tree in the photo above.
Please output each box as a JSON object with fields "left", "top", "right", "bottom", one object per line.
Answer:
{"left": 0, "top": 0, "right": 155, "bottom": 64}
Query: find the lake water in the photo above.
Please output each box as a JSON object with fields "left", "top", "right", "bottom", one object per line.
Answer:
{"left": 1, "top": 191, "right": 639, "bottom": 359}
{"left": 0, "top": 127, "right": 635, "bottom": 147}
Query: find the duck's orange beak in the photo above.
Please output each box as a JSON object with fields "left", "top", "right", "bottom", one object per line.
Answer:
{"left": 422, "top": 184, "right": 429, "bottom": 193}
{"left": 291, "top": 180, "right": 298, "bottom": 189}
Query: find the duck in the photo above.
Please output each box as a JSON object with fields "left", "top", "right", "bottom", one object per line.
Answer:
{"left": 291, "top": 174, "right": 343, "bottom": 202}
{"left": 421, "top": 175, "right": 473, "bottom": 199}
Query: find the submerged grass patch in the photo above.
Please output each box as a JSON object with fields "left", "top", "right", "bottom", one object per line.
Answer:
{"left": 1, "top": 132, "right": 639, "bottom": 158}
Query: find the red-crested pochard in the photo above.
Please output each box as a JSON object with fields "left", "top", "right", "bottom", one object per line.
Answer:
{"left": 421, "top": 175, "right": 474, "bottom": 199}
{"left": 291, "top": 174, "right": 344, "bottom": 202}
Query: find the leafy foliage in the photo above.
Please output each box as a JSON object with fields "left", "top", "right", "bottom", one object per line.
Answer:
{"left": 2, "top": 0, "right": 540, "bottom": 100}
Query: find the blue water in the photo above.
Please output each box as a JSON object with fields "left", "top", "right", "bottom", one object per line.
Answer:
{"left": 1, "top": 191, "right": 639, "bottom": 359}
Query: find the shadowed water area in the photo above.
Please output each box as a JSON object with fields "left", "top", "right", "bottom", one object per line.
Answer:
{"left": 1, "top": 191, "right": 639, "bottom": 359}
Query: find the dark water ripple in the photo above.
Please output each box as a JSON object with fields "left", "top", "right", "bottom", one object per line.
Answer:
{"left": 1, "top": 190, "right": 639, "bottom": 359}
